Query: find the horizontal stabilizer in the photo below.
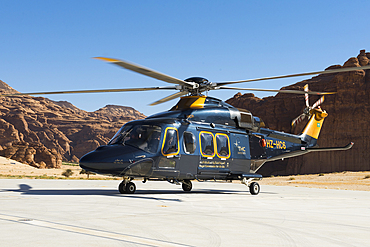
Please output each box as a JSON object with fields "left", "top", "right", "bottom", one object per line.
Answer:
{"left": 307, "top": 142, "right": 354, "bottom": 152}
{"left": 266, "top": 142, "right": 354, "bottom": 162}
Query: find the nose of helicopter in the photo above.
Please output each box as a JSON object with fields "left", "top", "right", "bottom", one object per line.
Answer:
{"left": 79, "top": 145, "right": 138, "bottom": 175}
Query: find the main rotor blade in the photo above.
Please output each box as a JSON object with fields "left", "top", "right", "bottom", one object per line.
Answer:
{"left": 0, "top": 86, "right": 178, "bottom": 97}
{"left": 218, "top": 86, "right": 335, "bottom": 95}
{"left": 217, "top": 64, "right": 370, "bottom": 86}
{"left": 149, "top": 91, "right": 188, "bottom": 106}
{"left": 94, "top": 57, "right": 196, "bottom": 88}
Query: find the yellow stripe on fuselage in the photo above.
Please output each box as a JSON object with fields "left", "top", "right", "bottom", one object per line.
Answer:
{"left": 188, "top": 96, "right": 207, "bottom": 109}
{"left": 172, "top": 96, "right": 207, "bottom": 110}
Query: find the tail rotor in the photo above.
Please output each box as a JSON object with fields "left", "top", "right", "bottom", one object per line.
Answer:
{"left": 291, "top": 84, "right": 325, "bottom": 128}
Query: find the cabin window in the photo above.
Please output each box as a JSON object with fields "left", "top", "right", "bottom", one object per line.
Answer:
{"left": 215, "top": 134, "right": 230, "bottom": 159}
{"left": 161, "top": 127, "right": 179, "bottom": 156}
{"left": 249, "top": 134, "right": 266, "bottom": 159}
{"left": 200, "top": 132, "right": 215, "bottom": 157}
{"left": 183, "top": 132, "right": 196, "bottom": 154}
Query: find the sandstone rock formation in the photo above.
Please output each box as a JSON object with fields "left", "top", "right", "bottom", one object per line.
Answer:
{"left": 227, "top": 50, "right": 370, "bottom": 175}
{"left": 0, "top": 80, "right": 145, "bottom": 168}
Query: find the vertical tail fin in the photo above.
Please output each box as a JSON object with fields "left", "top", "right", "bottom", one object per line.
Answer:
{"left": 300, "top": 108, "right": 328, "bottom": 147}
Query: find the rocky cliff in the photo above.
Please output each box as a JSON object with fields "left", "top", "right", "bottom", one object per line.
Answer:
{"left": 227, "top": 50, "right": 370, "bottom": 175}
{"left": 0, "top": 80, "right": 146, "bottom": 168}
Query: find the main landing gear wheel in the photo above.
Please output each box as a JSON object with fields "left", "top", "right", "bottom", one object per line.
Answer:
{"left": 249, "top": 182, "right": 260, "bottom": 195}
{"left": 125, "top": 182, "right": 136, "bottom": 194}
{"left": 182, "top": 180, "right": 192, "bottom": 192}
{"left": 118, "top": 181, "right": 136, "bottom": 194}
{"left": 118, "top": 182, "right": 127, "bottom": 194}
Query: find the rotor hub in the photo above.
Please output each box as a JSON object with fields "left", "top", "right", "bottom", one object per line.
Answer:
{"left": 185, "top": 77, "right": 216, "bottom": 95}
{"left": 185, "top": 77, "right": 209, "bottom": 85}
{"left": 303, "top": 107, "right": 311, "bottom": 115}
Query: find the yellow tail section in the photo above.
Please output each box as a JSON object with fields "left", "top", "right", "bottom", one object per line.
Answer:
{"left": 302, "top": 108, "right": 328, "bottom": 139}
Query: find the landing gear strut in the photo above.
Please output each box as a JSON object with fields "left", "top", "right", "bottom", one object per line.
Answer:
{"left": 242, "top": 177, "right": 261, "bottom": 195}
{"left": 118, "top": 179, "right": 136, "bottom": 194}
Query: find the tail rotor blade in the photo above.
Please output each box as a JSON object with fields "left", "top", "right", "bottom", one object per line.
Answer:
{"left": 312, "top": 96, "right": 325, "bottom": 108}
{"left": 291, "top": 113, "right": 307, "bottom": 128}
{"left": 304, "top": 84, "right": 309, "bottom": 107}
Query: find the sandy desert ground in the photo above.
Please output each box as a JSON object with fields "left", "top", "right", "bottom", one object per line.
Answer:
{"left": 0, "top": 156, "right": 111, "bottom": 180}
{"left": 1, "top": 156, "right": 369, "bottom": 191}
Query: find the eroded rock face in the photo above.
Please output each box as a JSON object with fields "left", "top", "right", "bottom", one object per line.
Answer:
{"left": 227, "top": 50, "right": 370, "bottom": 175}
{"left": 0, "top": 82, "right": 146, "bottom": 168}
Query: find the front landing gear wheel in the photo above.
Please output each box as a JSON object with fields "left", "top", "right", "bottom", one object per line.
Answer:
{"left": 118, "top": 181, "right": 136, "bottom": 194}
{"left": 118, "top": 182, "right": 127, "bottom": 194}
{"left": 249, "top": 182, "right": 260, "bottom": 195}
{"left": 125, "top": 182, "right": 136, "bottom": 194}
{"left": 182, "top": 180, "right": 192, "bottom": 192}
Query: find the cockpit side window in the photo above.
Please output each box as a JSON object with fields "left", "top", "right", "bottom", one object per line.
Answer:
{"left": 108, "top": 124, "right": 162, "bottom": 154}
{"left": 161, "top": 127, "right": 179, "bottom": 156}
{"left": 199, "top": 131, "right": 215, "bottom": 157}
{"left": 108, "top": 125, "right": 132, "bottom": 145}
{"left": 183, "top": 132, "right": 196, "bottom": 154}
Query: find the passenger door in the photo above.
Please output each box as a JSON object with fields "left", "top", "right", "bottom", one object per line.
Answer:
{"left": 155, "top": 127, "right": 180, "bottom": 178}
{"left": 197, "top": 131, "right": 230, "bottom": 177}
{"left": 178, "top": 131, "right": 198, "bottom": 178}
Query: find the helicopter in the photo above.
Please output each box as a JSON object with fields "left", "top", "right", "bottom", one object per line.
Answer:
{"left": 3, "top": 58, "right": 369, "bottom": 195}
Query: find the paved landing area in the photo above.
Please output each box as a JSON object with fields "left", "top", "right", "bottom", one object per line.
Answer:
{"left": 0, "top": 179, "right": 369, "bottom": 246}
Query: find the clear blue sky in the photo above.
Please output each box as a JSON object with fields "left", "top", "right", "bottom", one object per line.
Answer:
{"left": 1, "top": 1, "right": 369, "bottom": 116}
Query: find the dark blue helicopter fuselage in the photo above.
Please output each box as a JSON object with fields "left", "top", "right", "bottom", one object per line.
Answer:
{"left": 79, "top": 97, "right": 309, "bottom": 181}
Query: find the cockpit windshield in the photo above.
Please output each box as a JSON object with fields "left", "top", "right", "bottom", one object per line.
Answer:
{"left": 108, "top": 124, "right": 162, "bottom": 154}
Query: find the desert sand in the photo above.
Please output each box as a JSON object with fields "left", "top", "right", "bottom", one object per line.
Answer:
{"left": 0, "top": 156, "right": 110, "bottom": 180}
{"left": 260, "top": 171, "right": 370, "bottom": 191}
{"left": 0, "top": 156, "right": 369, "bottom": 191}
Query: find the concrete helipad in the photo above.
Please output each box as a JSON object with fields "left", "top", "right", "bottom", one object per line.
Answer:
{"left": 0, "top": 179, "right": 369, "bottom": 246}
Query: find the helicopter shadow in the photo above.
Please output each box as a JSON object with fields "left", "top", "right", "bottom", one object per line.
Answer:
{"left": 2, "top": 184, "right": 119, "bottom": 196}
{"left": 135, "top": 189, "right": 248, "bottom": 195}
{"left": 1, "top": 184, "right": 276, "bottom": 202}
{"left": 1, "top": 184, "right": 183, "bottom": 202}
